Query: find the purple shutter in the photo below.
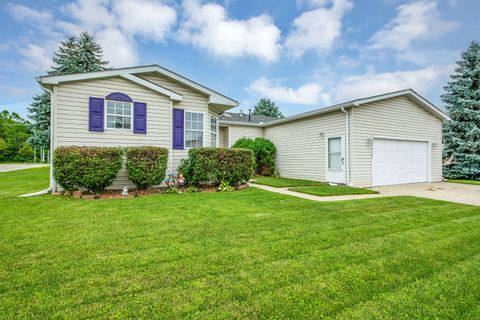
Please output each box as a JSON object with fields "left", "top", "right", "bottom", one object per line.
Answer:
{"left": 89, "top": 97, "right": 104, "bottom": 132}
{"left": 173, "top": 108, "right": 184, "bottom": 150}
{"left": 133, "top": 102, "right": 147, "bottom": 134}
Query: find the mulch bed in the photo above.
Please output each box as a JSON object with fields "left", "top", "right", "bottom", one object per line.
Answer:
{"left": 57, "top": 183, "right": 249, "bottom": 199}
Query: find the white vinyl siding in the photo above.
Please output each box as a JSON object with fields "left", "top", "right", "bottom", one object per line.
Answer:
{"left": 264, "top": 111, "right": 345, "bottom": 182}
{"left": 139, "top": 74, "right": 212, "bottom": 170}
{"left": 350, "top": 96, "right": 443, "bottom": 187}
{"left": 227, "top": 125, "right": 264, "bottom": 147}
{"left": 55, "top": 76, "right": 172, "bottom": 189}
{"left": 219, "top": 126, "right": 229, "bottom": 147}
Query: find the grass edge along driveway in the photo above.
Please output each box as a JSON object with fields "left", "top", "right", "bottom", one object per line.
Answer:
{"left": 1, "top": 167, "right": 480, "bottom": 319}
{"left": 289, "top": 185, "right": 379, "bottom": 197}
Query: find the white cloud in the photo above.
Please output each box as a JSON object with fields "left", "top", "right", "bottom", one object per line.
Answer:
{"left": 178, "top": 0, "right": 281, "bottom": 62}
{"left": 248, "top": 64, "right": 452, "bottom": 109}
{"left": 96, "top": 28, "right": 138, "bottom": 67}
{"left": 5, "top": 3, "right": 52, "bottom": 23}
{"left": 370, "top": 0, "right": 457, "bottom": 51}
{"left": 18, "top": 44, "right": 52, "bottom": 71}
{"left": 333, "top": 64, "right": 453, "bottom": 101}
{"left": 0, "top": 85, "right": 30, "bottom": 97}
{"left": 113, "top": 0, "right": 176, "bottom": 42}
{"left": 248, "top": 77, "right": 331, "bottom": 105}
{"left": 66, "top": 0, "right": 115, "bottom": 31}
{"left": 285, "top": 0, "right": 353, "bottom": 59}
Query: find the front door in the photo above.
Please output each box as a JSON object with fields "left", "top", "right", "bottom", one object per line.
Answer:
{"left": 326, "top": 136, "right": 345, "bottom": 184}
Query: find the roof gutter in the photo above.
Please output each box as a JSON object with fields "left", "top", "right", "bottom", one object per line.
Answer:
{"left": 341, "top": 106, "right": 350, "bottom": 186}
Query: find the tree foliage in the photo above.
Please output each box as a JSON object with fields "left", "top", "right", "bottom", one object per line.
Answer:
{"left": 442, "top": 40, "right": 480, "bottom": 180}
{"left": 252, "top": 98, "right": 283, "bottom": 118}
{"left": 27, "top": 32, "right": 109, "bottom": 156}
{"left": 0, "top": 110, "right": 32, "bottom": 162}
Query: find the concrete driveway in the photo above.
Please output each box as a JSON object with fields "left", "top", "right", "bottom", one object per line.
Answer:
{"left": 374, "top": 182, "right": 480, "bottom": 206}
{"left": 0, "top": 163, "right": 48, "bottom": 173}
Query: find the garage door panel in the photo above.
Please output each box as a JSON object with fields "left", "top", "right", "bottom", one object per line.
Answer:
{"left": 372, "top": 139, "right": 428, "bottom": 186}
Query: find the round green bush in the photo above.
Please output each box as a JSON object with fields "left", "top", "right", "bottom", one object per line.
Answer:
{"left": 125, "top": 146, "right": 169, "bottom": 189}
{"left": 53, "top": 146, "right": 123, "bottom": 193}
{"left": 232, "top": 137, "right": 276, "bottom": 176}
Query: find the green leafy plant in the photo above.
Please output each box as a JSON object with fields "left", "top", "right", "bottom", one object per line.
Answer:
{"left": 125, "top": 146, "right": 168, "bottom": 189}
{"left": 218, "top": 180, "right": 234, "bottom": 192}
{"left": 186, "top": 186, "right": 200, "bottom": 193}
{"left": 163, "top": 186, "right": 179, "bottom": 194}
{"left": 53, "top": 146, "right": 123, "bottom": 193}
{"left": 232, "top": 137, "right": 276, "bottom": 176}
{"left": 178, "top": 147, "right": 254, "bottom": 187}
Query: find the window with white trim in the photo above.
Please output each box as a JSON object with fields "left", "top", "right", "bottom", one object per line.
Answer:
{"left": 210, "top": 116, "right": 218, "bottom": 147}
{"left": 106, "top": 100, "right": 132, "bottom": 129}
{"left": 185, "top": 111, "right": 204, "bottom": 148}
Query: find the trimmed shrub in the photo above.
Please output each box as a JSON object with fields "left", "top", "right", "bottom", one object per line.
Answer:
{"left": 53, "top": 146, "right": 123, "bottom": 193}
{"left": 178, "top": 147, "right": 254, "bottom": 187}
{"left": 231, "top": 137, "right": 255, "bottom": 150}
{"left": 254, "top": 137, "right": 276, "bottom": 176}
{"left": 53, "top": 147, "right": 82, "bottom": 191}
{"left": 125, "top": 146, "right": 168, "bottom": 189}
{"left": 232, "top": 137, "right": 276, "bottom": 176}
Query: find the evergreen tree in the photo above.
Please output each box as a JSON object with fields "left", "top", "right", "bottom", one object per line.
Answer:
{"left": 442, "top": 40, "right": 480, "bottom": 180}
{"left": 252, "top": 98, "right": 283, "bottom": 118}
{"left": 74, "top": 32, "right": 109, "bottom": 72}
{"left": 29, "top": 32, "right": 109, "bottom": 151}
{"left": 48, "top": 37, "right": 78, "bottom": 75}
{"left": 27, "top": 94, "right": 50, "bottom": 150}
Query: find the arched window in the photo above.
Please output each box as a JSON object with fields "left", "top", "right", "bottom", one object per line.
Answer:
{"left": 105, "top": 92, "right": 133, "bottom": 130}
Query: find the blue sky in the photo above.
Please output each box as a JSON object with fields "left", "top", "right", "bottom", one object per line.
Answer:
{"left": 0, "top": 0, "right": 478, "bottom": 118}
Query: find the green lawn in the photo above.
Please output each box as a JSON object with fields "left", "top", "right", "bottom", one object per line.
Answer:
{"left": 251, "top": 175, "right": 325, "bottom": 187}
{"left": 289, "top": 185, "right": 379, "bottom": 197}
{"left": 447, "top": 179, "right": 480, "bottom": 186}
{"left": 1, "top": 168, "right": 480, "bottom": 319}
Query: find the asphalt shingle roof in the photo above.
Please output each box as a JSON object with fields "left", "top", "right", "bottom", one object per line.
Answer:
{"left": 219, "top": 112, "right": 279, "bottom": 124}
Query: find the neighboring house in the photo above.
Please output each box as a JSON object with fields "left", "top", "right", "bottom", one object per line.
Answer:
{"left": 38, "top": 64, "right": 449, "bottom": 190}
{"left": 220, "top": 90, "right": 449, "bottom": 187}
{"left": 37, "top": 65, "right": 237, "bottom": 191}
{"left": 218, "top": 111, "right": 277, "bottom": 147}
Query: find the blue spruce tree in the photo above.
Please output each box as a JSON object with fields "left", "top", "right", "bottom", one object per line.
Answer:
{"left": 442, "top": 41, "right": 480, "bottom": 180}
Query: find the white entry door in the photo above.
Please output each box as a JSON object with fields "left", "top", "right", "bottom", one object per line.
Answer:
{"left": 372, "top": 139, "right": 428, "bottom": 186}
{"left": 326, "top": 136, "right": 345, "bottom": 184}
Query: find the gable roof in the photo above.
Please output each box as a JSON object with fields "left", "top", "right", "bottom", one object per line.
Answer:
{"left": 37, "top": 64, "right": 238, "bottom": 108}
{"left": 219, "top": 89, "right": 449, "bottom": 127}
{"left": 219, "top": 112, "right": 279, "bottom": 125}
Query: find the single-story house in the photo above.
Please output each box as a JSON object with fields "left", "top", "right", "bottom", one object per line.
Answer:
{"left": 38, "top": 64, "right": 449, "bottom": 191}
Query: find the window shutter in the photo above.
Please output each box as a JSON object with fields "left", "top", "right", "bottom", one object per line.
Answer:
{"left": 133, "top": 102, "right": 147, "bottom": 134}
{"left": 89, "top": 97, "right": 104, "bottom": 132}
{"left": 173, "top": 108, "right": 184, "bottom": 150}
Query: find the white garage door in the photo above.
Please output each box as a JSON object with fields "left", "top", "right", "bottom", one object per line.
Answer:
{"left": 372, "top": 139, "right": 428, "bottom": 186}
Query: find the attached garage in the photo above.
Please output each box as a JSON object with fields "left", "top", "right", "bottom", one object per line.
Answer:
{"left": 219, "top": 89, "right": 449, "bottom": 188}
{"left": 372, "top": 139, "right": 429, "bottom": 186}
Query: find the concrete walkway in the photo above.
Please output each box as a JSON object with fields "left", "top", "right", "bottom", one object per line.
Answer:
{"left": 250, "top": 183, "right": 385, "bottom": 202}
{"left": 0, "top": 163, "right": 48, "bottom": 173}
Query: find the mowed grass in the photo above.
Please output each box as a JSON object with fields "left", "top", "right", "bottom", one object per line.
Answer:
{"left": 1, "top": 168, "right": 480, "bottom": 319}
{"left": 251, "top": 175, "right": 325, "bottom": 187}
{"left": 289, "top": 185, "right": 379, "bottom": 197}
{"left": 447, "top": 179, "right": 480, "bottom": 186}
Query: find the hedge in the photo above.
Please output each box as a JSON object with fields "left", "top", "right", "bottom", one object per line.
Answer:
{"left": 232, "top": 137, "right": 276, "bottom": 176}
{"left": 125, "top": 146, "right": 168, "bottom": 189}
{"left": 53, "top": 146, "right": 123, "bottom": 193}
{"left": 178, "top": 147, "right": 254, "bottom": 186}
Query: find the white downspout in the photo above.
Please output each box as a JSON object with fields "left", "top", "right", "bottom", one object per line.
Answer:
{"left": 44, "top": 86, "right": 55, "bottom": 192}
{"left": 341, "top": 107, "right": 350, "bottom": 185}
